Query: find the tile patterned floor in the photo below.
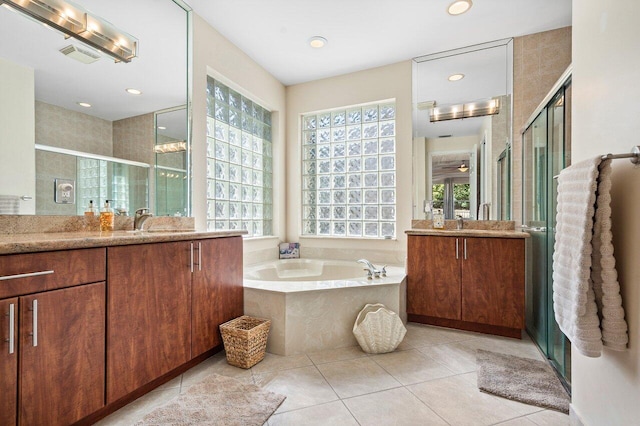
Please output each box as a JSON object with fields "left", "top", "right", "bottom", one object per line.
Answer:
{"left": 96, "top": 323, "right": 570, "bottom": 426}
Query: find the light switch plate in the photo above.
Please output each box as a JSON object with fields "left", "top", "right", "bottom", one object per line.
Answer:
{"left": 54, "top": 178, "right": 75, "bottom": 204}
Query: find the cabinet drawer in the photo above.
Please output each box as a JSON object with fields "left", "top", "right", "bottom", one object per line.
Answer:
{"left": 0, "top": 248, "right": 106, "bottom": 298}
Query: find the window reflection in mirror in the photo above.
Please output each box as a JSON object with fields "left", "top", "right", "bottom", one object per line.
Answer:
{"left": 413, "top": 39, "right": 513, "bottom": 221}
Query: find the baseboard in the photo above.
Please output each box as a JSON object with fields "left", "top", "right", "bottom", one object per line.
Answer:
{"left": 408, "top": 314, "right": 522, "bottom": 338}
{"left": 570, "top": 404, "right": 585, "bottom": 426}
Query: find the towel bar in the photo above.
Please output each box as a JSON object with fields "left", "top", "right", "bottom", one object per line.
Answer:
{"left": 553, "top": 145, "right": 640, "bottom": 180}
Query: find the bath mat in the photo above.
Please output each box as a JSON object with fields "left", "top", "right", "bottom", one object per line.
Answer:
{"left": 476, "top": 349, "right": 570, "bottom": 414}
{"left": 134, "top": 374, "right": 286, "bottom": 425}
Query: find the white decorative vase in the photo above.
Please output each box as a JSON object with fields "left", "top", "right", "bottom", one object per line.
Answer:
{"left": 353, "top": 303, "right": 406, "bottom": 354}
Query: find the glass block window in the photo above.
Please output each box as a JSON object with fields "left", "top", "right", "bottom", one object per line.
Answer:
{"left": 206, "top": 77, "right": 273, "bottom": 236}
{"left": 301, "top": 102, "right": 396, "bottom": 238}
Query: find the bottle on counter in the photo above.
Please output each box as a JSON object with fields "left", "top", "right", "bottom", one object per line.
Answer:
{"left": 84, "top": 200, "right": 96, "bottom": 217}
{"left": 100, "top": 200, "right": 115, "bottom": 231}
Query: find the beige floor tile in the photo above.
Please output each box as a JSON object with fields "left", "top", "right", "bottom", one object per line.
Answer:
{"left": 370, "top": 348, "right": 455, "bottom": 385}
{"left": 459, "top": 334, "right": 544, "bottom": 361}
{"left": 268, "top": 401, "right": 359, "bottom": 426}
{"left": 152, "top": 374, "right": 182, "bottom": 392}
{"left": 403, "top": 323, "right": 479, "bottom": 348}
{"left": 251, "top": 352, "right": 314, "bottom": 374}
{"left": 253, "top": 365, "right": 339, "bottom": 413}
{"left": 525, "top": 409, "right": 570, "bottom": 425}
{"left": 417, "top": 341, "right": 479, "bottom": 373}
{"left": 181, "top": 353, "right": 253, "bottom": 391}
{"left": 495, "top": 417, "right": 538, "bottom": 425}
{"left": 95, "top": 387, "right": 180, "bottom": 426}
{"left": 316, "top": 357, "right": 401, "bottom": 399}
{"left": 344, "top": 387, "right": 448, "bottom": 426}
{"left": 307, "top": 345, "right": 368, "bottom": 365}
{"left": 408, "top": 374, "right": 539, "bottom": 426}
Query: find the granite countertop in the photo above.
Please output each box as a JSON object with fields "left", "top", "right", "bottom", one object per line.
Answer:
{"left": 0, "top": 230, "right": 248, "bottom": 255}
{"left": 405, "top": 229, "right": 530, "bottom": 238}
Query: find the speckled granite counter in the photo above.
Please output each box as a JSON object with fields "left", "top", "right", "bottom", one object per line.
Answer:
{"left": 0, "top": 230, "right": 247, "bottom": 255}
{"left": 405, "top": 229, "right": 529, "bottom": 238}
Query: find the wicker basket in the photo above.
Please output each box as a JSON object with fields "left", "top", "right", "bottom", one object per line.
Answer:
{"left": 220, "top": 316, "right": 271, "bottom": 369}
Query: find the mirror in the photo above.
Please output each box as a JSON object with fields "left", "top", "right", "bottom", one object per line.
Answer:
{"left": 0, "top": 0, "right": 189, "bottom": 216}
{"left": 412, "top": 39, "right": 513, "bottom": 220}
{"left": 155, "top": 106, "right": 188, "bottom": 217}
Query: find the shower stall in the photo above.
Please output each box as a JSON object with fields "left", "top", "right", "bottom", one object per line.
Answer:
{"left": 522, "top": 68, "right": 572, "bottom": 387}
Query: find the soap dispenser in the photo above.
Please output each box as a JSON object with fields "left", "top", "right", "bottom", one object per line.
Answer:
{"left": 100, "top": 200, "right": 114, "bottom": 231}
{"left": 433, "top": 209, "right": 445, "bottom": 229}
{"left": 84, "top": 200, "right": 96, "bottom": 217}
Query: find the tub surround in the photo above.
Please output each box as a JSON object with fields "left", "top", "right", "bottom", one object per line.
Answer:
{"left": 244, "top": 259, "right": 406, "bottom": 356}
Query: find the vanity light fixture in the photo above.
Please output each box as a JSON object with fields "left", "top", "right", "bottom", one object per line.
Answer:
{"left": 458, "top": 162, "right": 469, "bottom": 172}
{"left": 448, "top": 73, "right": 465, "bottom": 82}
{"left": 126, "top": 88, "right": 142, "bottom": 95}
{"left": 0, "top": 0, "right": 138, "bottom": 63}
{"left": 77, "top": 101, "right": 91, "bottom": 108}
{"left": 447, "top": 0, "right": 473, "bottom": 16}
{"left": 308, "top": 36, "right": 328, "bottom": 49}
{"left": 430, "top": 98, "right": 500, "bottom": 122}
{"left": 154, "top": 141, "right": 187, "bottom": 154}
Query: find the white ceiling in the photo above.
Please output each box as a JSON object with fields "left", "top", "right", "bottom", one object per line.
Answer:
{"left": 185, "top": 0, "right": 571, "bottom": 86}
{"left": 0, "top": 0, "right": 187, "bottom": 123}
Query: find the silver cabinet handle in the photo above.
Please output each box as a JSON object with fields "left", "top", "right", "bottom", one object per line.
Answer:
{"left": 198, "top": 242, "right": 202, "bottom": 272}
{"left": 190, "top": 243, "right": 194, "bottom": 273}
{"left": 455, "top": 239, "right": 459, "bottom": 260}
{"left": 7, "top": 303, "right": 15, "bottom": 354}
{"left": 0, "top": 270, "right": 54, "bottom": 281}
{"left": 464, "top": 239, "right": 468, "bottom": 260}
{"left": 31, "top": 299, "right": 38, "bottom": 347}
{"left": 21, "top": 195, "right": 33, "bottom": 201}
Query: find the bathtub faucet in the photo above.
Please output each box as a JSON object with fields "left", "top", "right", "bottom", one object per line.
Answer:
{"left": 357, "top": 259, "right": 387, "bottom": 279}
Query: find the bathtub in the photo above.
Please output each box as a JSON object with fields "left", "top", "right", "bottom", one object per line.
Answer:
{"left": 244, "top": 259, "right": 406, "bottom": 355}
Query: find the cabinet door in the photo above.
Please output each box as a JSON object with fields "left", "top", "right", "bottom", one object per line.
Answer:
{"left": 0, "top": 298, "right": 18, "bottom": 426}
{"left": 461, "top": 238, "right": 525, "bottom": 329}
{"left": 19, "top": 283, "right": 105, "bottom": 426}
{"left": 407, "top": 235, "right": 461, "bottom": 320}
{"left": 192, "top": 237, "right": 243, "bottom": 357}
{"left": 107, "top": 242, "right": 192, "bottom": 403}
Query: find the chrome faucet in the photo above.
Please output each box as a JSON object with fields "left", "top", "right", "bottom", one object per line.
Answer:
{"left": 357, "top": 259, "right": 387, "bottom": 279}
{"left": 134, "top": 208, "right": 153, "bottom": 231}
{"left": 456, "top": 215, "right": 464, "bottom": 230}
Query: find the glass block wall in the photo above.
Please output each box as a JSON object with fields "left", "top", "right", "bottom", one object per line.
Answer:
{"left": 206, "top": 77, "right": 273, "bottom": 236}
{"left": 301, "top": 102, "right": 396, "bottom": 238}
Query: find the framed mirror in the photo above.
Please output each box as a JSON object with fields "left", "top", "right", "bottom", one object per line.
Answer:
{"left": 0, "top": 0, "right": 190, "bottom": 216}
{"left": 412, "top": 39, "right": 513, "bottom": 220}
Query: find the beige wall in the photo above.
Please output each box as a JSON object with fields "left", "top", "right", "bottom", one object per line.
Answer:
{"left": 512, "top": 27, "right": 572, "bottom": 224}
{"left": 35, "top": 101, "right": 112, "bottom": 156}
{"left": 191, "top": 13, "right": 287, "bottom": 262}
{"left": 0, "top": 58, "right": 35, "bottom": 213}
{"left": 571, "top": 1, "right": 640, "bottom": 424}
{"left": 286, "top": 61, "right": 413, "bottom": 265}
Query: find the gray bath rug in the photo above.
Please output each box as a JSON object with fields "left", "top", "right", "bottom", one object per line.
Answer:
{"left": 134, "top": 374, "right": 286, "bottom": 425}
{"left": 476, "top": 349, "right": 570, "bottom": 414}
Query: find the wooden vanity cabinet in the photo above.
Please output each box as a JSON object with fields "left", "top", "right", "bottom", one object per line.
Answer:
{"left": 0, "top": 248, "right": 106, "bottom": 426}
{"left": 407, "top": 234, "right": 525, "bottom": 337}
{"left": 191, "top": 237, "right": 243, "bottom": 357}
{"left": 106, "top": 241, "right": 192, "bottom": 403}
{"left": 107, "top": 236, "right": 244, "bottom": 403}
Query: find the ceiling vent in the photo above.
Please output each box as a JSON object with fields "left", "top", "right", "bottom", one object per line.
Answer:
{"left": 59, "top": 45, "right": 101, "bottom": 64}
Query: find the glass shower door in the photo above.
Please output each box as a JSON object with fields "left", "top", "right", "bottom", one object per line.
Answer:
{"left": 523, "top": 112, "right": 549, "bottom": 355}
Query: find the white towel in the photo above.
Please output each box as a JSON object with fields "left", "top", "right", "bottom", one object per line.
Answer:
{"left": 0, "top": 195, "right": 20, "bottom": 215}
{"left": 552, "top": 158, "right": 629, "bottom": 357}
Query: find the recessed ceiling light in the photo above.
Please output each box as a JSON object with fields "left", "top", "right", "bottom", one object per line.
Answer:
{"left": 77, "top": 102, "right": 91, "bottom": 108}
{"left": 308, "top": 36, "right": 328, "bottom": 49}
{"left": 448, "top": 73, "right": 465, "bottom": 81}
{"left": 126, "top": 88, "right": 142, "bottom": 95}
{"left": 447, "top": 0, "right": 473, "bottom": 15}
